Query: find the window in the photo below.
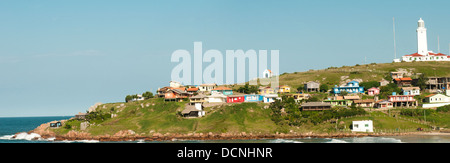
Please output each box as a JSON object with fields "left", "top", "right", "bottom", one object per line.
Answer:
{"left": 354, "top": 124, "right": 359, "bottom": 128}
{"left": 365, "top": 124, "right": 369, "bottom": 127}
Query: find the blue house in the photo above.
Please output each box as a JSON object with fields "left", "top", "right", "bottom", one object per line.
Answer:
{"left": 332, "top": 81, "right": 364, "bottom": 94}
{"left": 244, "top": 94, "right": 263, "bottom": 102}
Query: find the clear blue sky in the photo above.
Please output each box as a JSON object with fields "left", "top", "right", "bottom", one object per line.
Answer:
{"left": 1, "top": 0, "right": 449, "bottom": 117}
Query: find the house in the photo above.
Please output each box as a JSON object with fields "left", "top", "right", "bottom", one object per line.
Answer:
{"left": 263, "top": 69, "right": 273, "bottom": 78}
{"left": 353, "top": 99, "right": 375, "bottom": 108}
{"left": 187, "top": 87, "right": 199, "bottom": 94}
{"left": 263, "top": 94, "right": 280, "bottom": 103}
{"left": 323, "top": 95, "right": 359, "bottom": 107}
{"left": 169, "top": 81, "right": 182, "bottom": 88}
{"left": 425, "top": 77, "right": 450, "bottom": 92}
{"left": 304, "top": 81, "right": 320, "bottom": 92}
{"left": 285, "top": 93, "right": 310, "bottom": 103}
{"left": 244, "top": 94, "right": 263, "bottom": 102}
{"left": 388, "top": 93, "right": 417, "bottom": 107}
{"left": 227, "top": 95, "right": 245, "bottom": 103}
{"left": 277, "top": 85, "right": 291, "bottom": 93}
{"left": 156, "top": 86, "right": 171, "bottom": 98}
{"left": 259, "top": 86, "right": 276, "bottom": 95}
{"left": 379, "top": 78, "right": 390, "bottom": 87}
{"left": 332, "top": 81, "right": 364, "bottom": 94}
{"left": 301, "top": 102, "right": 332, "bottom": 111}
{"left": 198, "top": 83, "right": 217, "bottom": 92}
{"left": 390, "top": 72, "right": 404, "bottom": 79}
{"left": 130, "top": 94, "right": 145, "bottom": 102}
{"left": 189, "top": 94, "right": 207, "bottom": 105}
{"left": 352, "top": 120, "right": 373, "bottom": 132}
{"left": 206, "top": 92, "right": 227, "bottom": 103}
{"left": 375, "top": 100, "right": 393, "bottom": 108}
{"left": 401, "top": 87, "right": 421, "bottom": 96}
{"left": 394, "top": 77, "right": 412, "bottom": 87}
{"left": 75, "top": 112, "right": 88, "bottom": 120}
{"left": 211, "top": 86, "right": 233, "bottom": 95}
{"left": 367, "top": 87, "right": 380, "bottom": 96}
{"left": 181, "top": 103, "right": 205, "bottom": 118}
{"left": 424, "top": 94, "right": 450, "bottom": 103}
{"left": 164, "top": 89, "right": 191, "bottom": 102}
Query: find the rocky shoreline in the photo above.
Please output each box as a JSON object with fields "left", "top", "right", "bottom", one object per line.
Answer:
{"left": 18, "top": 121, "right": 439, "bottom": 142}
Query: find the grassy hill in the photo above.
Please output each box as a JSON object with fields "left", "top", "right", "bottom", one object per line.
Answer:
{"left": 262, "top": 61, "right": 450, "bottom": 90}
{"left": 53, "top": 61, "right": 450, "bottom": 137}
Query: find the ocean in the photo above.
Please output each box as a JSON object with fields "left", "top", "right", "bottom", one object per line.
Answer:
{"left": 1, "top": 116, "right": 449, "bottom": 143}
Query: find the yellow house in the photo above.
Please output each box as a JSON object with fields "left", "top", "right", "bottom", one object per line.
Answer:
{"left": 259, "top": 86, "right": 276, "bottom": 95}
{"left": 278, "top": 85, "right": 291, "bottom": 93}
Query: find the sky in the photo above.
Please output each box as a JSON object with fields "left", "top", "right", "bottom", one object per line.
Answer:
{"left": 1, "top": 0, "right": 449, "bottom": 117}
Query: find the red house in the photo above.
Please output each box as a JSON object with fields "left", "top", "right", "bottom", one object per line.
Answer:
{"left": 227, "top": 95, "right": 245, "bottom": 103}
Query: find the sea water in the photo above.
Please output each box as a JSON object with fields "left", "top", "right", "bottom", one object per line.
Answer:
{"left": 1, "top": 116, "right": 449, "bottom": 143}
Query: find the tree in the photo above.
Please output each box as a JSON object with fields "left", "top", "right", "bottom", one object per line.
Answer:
{"left": 142, "top": 91, "right": 154, "bottom": 99}
{"left": 125, "top": 95, "right": 133, "bottom": 102}
{"left": 296, "top": 85, "right": 305, "bottom": 92}
{"left": 319, "top": 84, "right": 329, "bottom": 93}
{"left": 415, "top": 73, "right": 427, "bottom": 90}
{"left": 340, "top": 91, "right": 348, "bottom": 96}
{"left": 359, "top": 81, "right": 380, "bottom": 90}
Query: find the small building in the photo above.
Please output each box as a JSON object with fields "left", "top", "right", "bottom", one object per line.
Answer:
{"left": 259, "top": 86, "right": 276, "bottom": 95}
{"left": 394, "top": 77, "right": 413, "bottom": 87}
{"left": 379, "top": 78, "right": 390, "bottom": 87}
{"left": 352, "top": 120, "right": 373, "bottom": 132}
{"left": 277, "top": 85, "right": 291, "bottom": 93}
{"left": 263, "top": 94, "right": 280, "bottom": 103}
{"left": 244, "top": 94, "right": 263, "bottom": 102}
{"left": 301, "top": 102, "right": 332, "bottom": 111}
{"left": 75, "top": 112, "right": 88, "bottom": 120}
{"left": 388, "top": 93, "right": 417, "bottom": 107}
{"left": 424, "top": 94, "right": 450, "bottom": 103}
{"left": 187, "top": 87, "right": 199, "bottom": 94}
{"left": 332, "top": 81, "right": 364, "bottom": 94}
{"left": 390, "top": 72, "right": 404, "bottom": 79}
{"left": 181, "top": 103, "right": 205, "bottom": 118}
{"left": 156, "top": 86, "right": 171, "bottom": 98}
{"left": 206, "top": 92, "right": 227, "bottom": 103}
{"left": 401, "top": 87, "right": 421, "bottom": 96}
{"left": 304, "top": 81, "right": 320, "bottom": 92}
{"left": 164, "top": 89, "right": 191, "bottom": 102}
{"left": 353, "top": 99, "right": 375, "bottom": 108}
{"left": 169, "top": 81, "right": 182, "bottom": 88}
{"left": 189, "top": 94, "right": 207, "bottom": 105}
{"left": 367, "top": 87, "right": 380, "bottom": 96}
{"left": 285, "top": 93, "right": 310, "bottom": 103}
{"left": 49, "top": 121, "right": 62, "bottom": 128}
{"left": 227, "top": 95, "right": 245, "bottom": 103}
{"left": 211, "top": 86, "right": 233, "bottom": 95}
{"left": 198, "top": 83, "right": 217, "bottom": 92}
{"left": 263, "top": 69, "right": 273, "bottom": 78}
{"left": 375, "top": 100, "right": 393, "bottom": 108}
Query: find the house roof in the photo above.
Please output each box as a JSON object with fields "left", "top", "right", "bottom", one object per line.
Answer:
{"left": 181, "top": 106, "right": 199, "bottom": 114}
{"left": 344, "top": 95, "right": 361, "bottom": 100}
{"left": 302, "top": 102, "right": 332, "bottom": 107}
{"left": 394, "top": 77, "right": 412, "bottom": 81}
{"left": 190, "top": 94, "right": 207, "bottom": 99}
{"left": 200, "top": 83, "right": 217, "bottom": 87}
{"left": 404, "top": 53, "right": 424, "bottom": 57}
{"left": 187, "top": 87, "right": 199, "bottom": 91}
{"left": 428, "top": 52, "right": 448, "bottom": 56}
{"left": 401, "top": 87, "right": 420, "bottom": 91}
{"left": 212, "top": 86, "right": 232, "bottom": 91}
{"left": 354, "top": 99, "right": 375, "bottom": 103}
{"left": 227, "top": 95, "right": 245, "bottom": 97}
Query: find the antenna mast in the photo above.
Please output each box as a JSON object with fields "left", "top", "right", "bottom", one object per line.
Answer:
{"left": 393, "top": 17, "right": 397, "bottom": 59}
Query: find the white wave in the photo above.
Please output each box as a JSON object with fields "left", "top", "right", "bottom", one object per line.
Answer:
{"left": 349, "top": 137, "right": 403, "bottom": 143}
{"left": 10, "top": 132, "right": 42, "bottom": 141}
{"left": 0, "top": 134, "right": 15, "bottom": 140}
{"left": 271, "top": 139, "right": 303, "bottom": 143}
{"left": 326, "top": 138, "right": 348, "bottom": 143}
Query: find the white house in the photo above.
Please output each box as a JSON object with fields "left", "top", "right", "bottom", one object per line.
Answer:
{"left": 263, "top": 69, "right": 273, "bottom": 78}
{"left": 198, "top": 83, "right": 217, "bottom": 92}
{"left": 425, "top": 94, "right": 450, "bottom": 103}
{"left": 352, "top": 120, "right": 373, "bottom": 132}
{"left": 263, "top": 94, "right": 280, "bottom": 103}
{"left": 169, "top": 81, "right": 182, "bottom": 88}
{"left": 130, "top": 94, "right": 145, "bottom": 102}
{"left": 401, "top": 87, "right": 421, "bottom": 96}
{"left": 206, "top": 92, "right": 227, "bottom": 103}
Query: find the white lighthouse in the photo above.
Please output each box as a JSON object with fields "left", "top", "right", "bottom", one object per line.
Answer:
{"left": 416, "top": 18, "right": 428, "bottom": 55}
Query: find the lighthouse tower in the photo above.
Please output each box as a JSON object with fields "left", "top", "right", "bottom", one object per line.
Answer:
{"left": 417, "top": 18, "right": 428, "bottom": 55}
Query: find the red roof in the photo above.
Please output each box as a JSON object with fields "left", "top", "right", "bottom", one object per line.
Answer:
{"left": 394, "top": 77, "right": 412, "bottom": 81}
{"left": 428, "top": 52, "right": 447, "bottom": 56}
{"left": 404, "top": 53, "right": 424, "bottom": 57}
{"left": 187, "top": 88, "right": 199, "bottom": 91}
{"left": 212, "top": 86, "right": 232, "bottom": 91}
